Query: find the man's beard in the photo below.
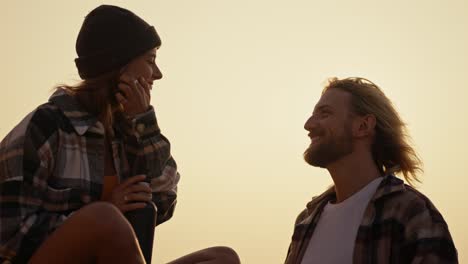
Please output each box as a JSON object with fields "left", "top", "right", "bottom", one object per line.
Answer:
{"left": 304, "top": 126, "right": 354, "bottom": 168}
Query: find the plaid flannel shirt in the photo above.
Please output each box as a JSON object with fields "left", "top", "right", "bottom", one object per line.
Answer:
{"left": 285, "top": 174, "right": 458, "bottom": 264}
{"left": 0, "top": 89, "right": 180, "bottom": 261}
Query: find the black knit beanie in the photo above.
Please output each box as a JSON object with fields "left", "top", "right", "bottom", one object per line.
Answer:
{"left": 75, "top": 5, "right": 161, "bottom": 79}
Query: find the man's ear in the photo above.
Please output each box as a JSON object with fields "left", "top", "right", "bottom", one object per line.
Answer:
{"left": 354, "top": 114, "right": 376, "bottom": 138}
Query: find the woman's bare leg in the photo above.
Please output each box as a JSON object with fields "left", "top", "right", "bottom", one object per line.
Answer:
{"left": 167, "top": 246, "right": 240, "bottom": 264}
{"left": 29, "top": 202, "right": 144, "bottom": 264}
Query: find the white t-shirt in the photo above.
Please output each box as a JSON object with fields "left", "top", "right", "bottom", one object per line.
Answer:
{"left": 300, "top": 177, "right": 383, "bottom": 264}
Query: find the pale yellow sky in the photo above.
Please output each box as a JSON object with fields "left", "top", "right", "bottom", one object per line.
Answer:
{"left": 1, "top": 0, "right": 467, "bottom": 263}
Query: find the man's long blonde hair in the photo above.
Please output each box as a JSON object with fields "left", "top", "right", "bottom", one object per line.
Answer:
{"left": 323, "top": 77, "right": 422, "bottom": 185}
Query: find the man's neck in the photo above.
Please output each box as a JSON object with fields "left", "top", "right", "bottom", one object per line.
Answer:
{"left": 326, "top": 151, "right": 382, "bottom": 203}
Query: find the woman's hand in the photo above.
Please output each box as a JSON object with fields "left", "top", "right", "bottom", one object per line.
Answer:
{"left": 105, "top": 175, "right": 153, "bottom": 213}
{"left": 115, "top": 74, "right": 151, "bottom": 118}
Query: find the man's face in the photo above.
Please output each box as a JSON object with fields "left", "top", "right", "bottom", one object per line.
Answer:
{"left": 304, "top": 89, "right": 355, "bottom": 168}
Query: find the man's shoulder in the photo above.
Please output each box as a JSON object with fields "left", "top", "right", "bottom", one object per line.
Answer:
{"left": 377, "top": 183, "right": 454, "bottom": 245}
{"left": 380, "top": 184, "right": 446, "bottom": 224}
{"left": 378, "top": 182, "right": 458, "bottom": 261}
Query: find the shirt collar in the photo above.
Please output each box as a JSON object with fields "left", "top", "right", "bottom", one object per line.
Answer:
{"left": 304, "top": 174, "right": 405, "bottom": 218}
{"left": 371, "top": 173, "right": 406, "bottom": 201}
{"left": 49, "top": 88, "right": 105, "bottom": 136}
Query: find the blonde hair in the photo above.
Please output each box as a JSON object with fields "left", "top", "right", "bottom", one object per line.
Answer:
{"left": 324, "top": 77, "right": 422, "bottom": 185}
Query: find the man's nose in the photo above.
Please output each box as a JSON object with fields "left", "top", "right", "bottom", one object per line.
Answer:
{"left": 304, "top": 115, "right": 318, "bottom": 131}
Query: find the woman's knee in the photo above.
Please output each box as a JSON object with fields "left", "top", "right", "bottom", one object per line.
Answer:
{"left": 206, "top": 246, "right": 240, "bottom": 264}
{"left": 29, "top": 203, "right": 135, "bottom": 263}
{"left": 73, "top": 202, "right": 134, "bottom": 240}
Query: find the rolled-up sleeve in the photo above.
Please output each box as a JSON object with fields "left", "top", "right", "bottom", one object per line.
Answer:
{"left": 124, "top": 107, "right": 180, "bottom": 225}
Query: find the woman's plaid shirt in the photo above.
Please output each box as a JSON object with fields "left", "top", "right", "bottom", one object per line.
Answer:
{"left": 0, "top": 89, "right": 180, "bottom": 260}
{"left": 285, "top": 175, "right": 458, "bottom": 264}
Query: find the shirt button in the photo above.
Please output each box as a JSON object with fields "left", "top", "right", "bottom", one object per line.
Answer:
{"left": 136, "top": 123, "right": 146, "bottom": 133}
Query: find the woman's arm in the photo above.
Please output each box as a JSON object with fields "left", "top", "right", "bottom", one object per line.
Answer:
{"left": 123, "top": 107, "right": 180, "bottom": 226}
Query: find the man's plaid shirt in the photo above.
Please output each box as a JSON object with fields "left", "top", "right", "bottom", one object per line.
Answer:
{"left": 0, "top": 89, "right": 180, "bottom": 260}
{"left": 285, "top": 174, "right": 458, "bottom": 264}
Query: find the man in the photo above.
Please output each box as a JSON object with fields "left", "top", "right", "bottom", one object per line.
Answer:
{"left": 285, "top": 77, "right": 457, "bottom": 264}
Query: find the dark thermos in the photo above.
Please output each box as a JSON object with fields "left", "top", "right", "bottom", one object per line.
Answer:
{"left": 125, "top": 202, "right": 157, "bottom": 264}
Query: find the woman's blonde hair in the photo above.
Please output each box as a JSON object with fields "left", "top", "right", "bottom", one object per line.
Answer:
{"left": 324, "top": 77, "right": 423, "bottom": 185}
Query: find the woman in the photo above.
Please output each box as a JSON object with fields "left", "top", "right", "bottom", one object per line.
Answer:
{"left": 0, "top": 5, "right": 239, "bottom": 264}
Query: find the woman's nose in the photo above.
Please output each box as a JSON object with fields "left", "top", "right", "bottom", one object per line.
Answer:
{"left": 153, "top": 65, "right": 163, "bottom": 80}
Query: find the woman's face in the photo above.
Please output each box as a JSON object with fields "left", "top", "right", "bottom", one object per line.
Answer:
{"left": 121, "top": 48, "right": 162, "bottom": 90}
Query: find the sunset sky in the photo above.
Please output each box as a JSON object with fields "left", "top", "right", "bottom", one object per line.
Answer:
{"left": 1, "top": 1, "right": 467, "bottom": 263}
